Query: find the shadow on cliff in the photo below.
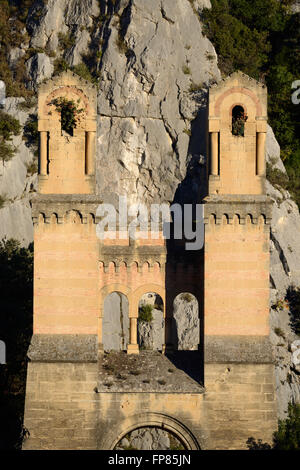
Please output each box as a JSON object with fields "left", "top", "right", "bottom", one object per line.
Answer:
{"left": 164, "top": 96, "right": 208, "bottom": 386}
{"left": 0, "top": 239, "right": 33, "bottom": 450}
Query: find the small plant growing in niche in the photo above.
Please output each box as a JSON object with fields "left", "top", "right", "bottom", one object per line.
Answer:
{"left": 50, "top": 97, "right": 84, "bottom": 136}
{"left": 232, "top": 106, "right": 248, "bottom": 136}
{"left": 138, "top": 304, "right": 153, "bottom": 322}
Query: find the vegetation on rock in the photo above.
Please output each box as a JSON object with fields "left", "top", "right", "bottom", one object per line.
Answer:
{"left": 0, "top": 110, "right": 21, "bottom": 163}
{"left": 247, "top": 403, "right": 300, "bottom": 450}
{"left": 51, "top": 97, "right": 84, "bottom": 135}
{"left": 138, "top": 304, "right": 153, "bottom": 323}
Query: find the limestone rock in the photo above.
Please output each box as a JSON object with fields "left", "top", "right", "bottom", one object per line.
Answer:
{"left": 173, "top": 294, "right": 199, "bottom": 350}
{"left": 97, "top": 0, "right": 220, "bottom": 206}
{"left": 27, "top": 0, "right": 99, "bottom": 52}
{"left": 102, "top": 292, "right": 129, "bottom": 351}
{"left": 8, "top": 47, "right": 26, "bottom": 68}
{"left": 266, "top": 124, "right": 286, "bottom": 173}
{"left": 26, "top": 53, "right": 54, "bottom": 90}
{"left": 138, "top": 309, "right": 164, "bottom": 351}
{"left": 65, "top": 30, "right": 91, "bottom": 66}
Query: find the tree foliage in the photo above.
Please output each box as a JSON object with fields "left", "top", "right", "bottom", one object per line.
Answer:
{"left": 247, "top": 403, "right": 300, "bottom": 450}
{"left": 0, "top": 239, "right": 33, "bottom": 449}
{"left": 0, "top": 110, "right": 21, "bottom": 163}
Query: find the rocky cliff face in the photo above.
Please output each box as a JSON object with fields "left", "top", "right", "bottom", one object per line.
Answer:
{"left": 0, "top": 0, "right": 299, "bottom": 418}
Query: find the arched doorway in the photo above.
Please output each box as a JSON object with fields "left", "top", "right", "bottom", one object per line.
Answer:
{"left": 103, "top": 292, "right": 129, "bottom": 351}
{"left": 137, "top": 292, "right": 164, "bottom": 351}
{"left": 172, "top": 293, "right": 199, "bottom": 350}
{"left": 102, "top": 412, "right": 201, "bottom": 450}
{"left": 232, "top": 105, "right": 247, "bottom": 136}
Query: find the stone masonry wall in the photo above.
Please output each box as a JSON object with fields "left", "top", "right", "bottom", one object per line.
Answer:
{"left": 23, "top": 361, "right": 277, "bottom": 450}
{"left": 23, "top": 362, "right": 98, "bottom": 450}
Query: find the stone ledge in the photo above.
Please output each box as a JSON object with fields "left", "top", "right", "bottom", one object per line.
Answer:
{"left": 205, "top": 335, "right": 275, "bottom": 363}
{"left": 28, "top": 334, "right": 98, "bottom": 362}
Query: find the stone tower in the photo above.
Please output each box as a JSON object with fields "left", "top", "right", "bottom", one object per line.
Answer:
{"left": 202, "top": 72, "right": 277, "bottom": 448}
{"left": 23, "top": 71, "right": 277, "bottom": 450}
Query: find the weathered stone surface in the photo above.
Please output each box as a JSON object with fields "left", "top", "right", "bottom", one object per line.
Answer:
{"left": 116, "top": 427, "right": 183, "bottom": 450}
{"left": 103, "top": 292, "right": 129, "bottom": 351}
{"left": 26, "top": 53, "right": 54, "bottom": 90}
{"left": 96, "top": 0, "right": 220, "bottom": 206}
{"left": 205, "top": 336, "right": 275, "bottom": 363}
{"left": 27, "top": 0, "right": 99, "bottom": 52}
{"left": 8, "top": 47, "right": 26, "bottom": 68}
{"left": 65, "top": 29, "right": 91, "bottom": 66}
{"left": 28, "top": 334, "right": 98, "bottom": 362}
{"left": 173, "top": 294, "right": 199, "bottom": 350}
{"left": 98, "top": 350, "right": 204, "bottom": 392}
{"left": 266, "top": 124, "right": 286, "bottom": 173}
{"left": 138, "top": 309, "right": 164, "bottom": 351}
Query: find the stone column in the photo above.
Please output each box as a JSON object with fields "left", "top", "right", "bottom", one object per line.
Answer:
{"left": 256, "top": 132, "right": 266, "bottom": 176}
{"left": 85, "top": 131, "right": 95, "bottom": 175}
{"left": 210, "top": 132, "right": 219, "bottom": 176}
{"left": 127, "top": 317, "right": 139, "bottom": 354}
{"left": 40, "top": 131, "right": 48, "bottom": 176}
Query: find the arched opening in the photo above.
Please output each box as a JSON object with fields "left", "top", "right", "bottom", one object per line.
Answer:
{"left": 103, "top": 412, "right": 201, "bottom": 450}
{"left": 232, "top": 105, "right": 247, "bottom": 137}
{"left": 138, "top": 292, "right": 164, "bottom": 351}
{"left": 50, "top": 97, "right": 83, "bottom": 136}
{"left": 114, "top": 426, "right": 185, "bottom": 450}
{"left": 172, "top": 293, "right": 199, "bottom": 350}
{"left": 103, "top": 292, "right": 129, "bottom": 351}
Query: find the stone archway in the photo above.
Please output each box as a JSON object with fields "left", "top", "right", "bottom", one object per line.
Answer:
{"left": 115, "top": 426, "right": 185, "bottom": 450}
{"left": 102, "top": 413, "right": 201, "bottom": 450}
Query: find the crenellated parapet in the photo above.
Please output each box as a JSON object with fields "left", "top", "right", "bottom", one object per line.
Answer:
{"left": 31, "top": 194, "right": 102, "bottom": 226}
{"left": 203, "top": 195, "right": 272, "bottom": 226}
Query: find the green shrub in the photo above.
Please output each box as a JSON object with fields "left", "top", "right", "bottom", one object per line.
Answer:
{"left": 274, "top": 327, "right": 285, "bottom": 339}
{"left": 138, "top": 304, "right": 153, "bottom": 323}
{"left": 26, "top": 160, "right": 38, "bottom": 176}
{"left": 180, "top": 293, "right": 193, "bottom": 303}
{"left": 274, "top": 403, "right": 300, "bottom": 450}
{"left": 71, "top": 63, "right": 94, "bottom": 83}
{"left": 51, "top": 97, "right": 84, "bottom": 135}
{"left": 58, "top": 32, "right": 76, "bottom": 51}
{"left": 17, "top": 96, "right": 37, "bottom": 111}
{"left": 182, "top": 65, "right": 191, "bottom": 75}
{"left": 247, "top": 403, "right": 300, "bottom": 450}
{"left": 53, "top": 57, "right": 69, "bottom": 75}
{"left": 266, "top": 163, "right": 289, "bottom": 188}
{"left": 23, "top": 114, "right": 38, "bottom": 149}
{"left": 0, "top": 111, "right": 21, "bottom": 141}
{"left": 286, "top": 286, "right": 300, "bottom": 336}
{"left": 0, "top": 194, "right": 6, "bottom": 209}
{"left": 189, "top": 81, "right": 203, "bottom": 92}
{"left": 0, "top": 111, "right": 21, "bottom": 163}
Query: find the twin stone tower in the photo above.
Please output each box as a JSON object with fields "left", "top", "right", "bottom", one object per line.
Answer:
{"left": 23, "top": 70, "right": 277, "bottom": 450}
